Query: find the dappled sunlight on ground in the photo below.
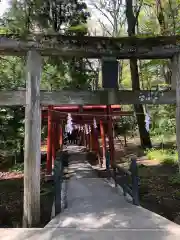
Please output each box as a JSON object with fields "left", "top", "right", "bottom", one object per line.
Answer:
{"left": 0, "top": 171, "right": 23, "bottom": 180}
{"left": 60, "top": 212, "right": 117, "bottom": 229}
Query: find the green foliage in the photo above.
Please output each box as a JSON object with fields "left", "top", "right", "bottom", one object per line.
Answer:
{"left": 174, "top": 190, "right": 180, "bottom": 199}
{"left": 114, "top": 115, "right": 136, "bottom": 136}
{"left": 149, "top": 105, "right": 176, "bottom": 143}
{"left": 68, "top": 23, "right": 88, "bottom": 33}
{"left": 9, "top": 163, "right": 24, "bottom": 173}
{"left": 0, "top": 107, "right": 24, "bottom": 161}
{"left": 0, "top": 56, "right": 25, "bottom": 90}
{"left": 30, "top": 0, "right": 90, "bottom": 33}
{"left": 146, "top": 149, "right": 177, "bottom": 165}
{"left": 168, "top": 174, "right": 180, "bottom": 186}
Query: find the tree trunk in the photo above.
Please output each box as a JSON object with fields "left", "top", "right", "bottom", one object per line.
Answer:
{"left": 126, "top": 0, "right": 152, "bottom": 148}
{"left": 130, "top": 59, "right": 152, "bottom": 148}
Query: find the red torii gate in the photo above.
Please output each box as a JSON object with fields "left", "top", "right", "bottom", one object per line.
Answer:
{"left": 42, "top": 105, "right": 133, "bottom": 175}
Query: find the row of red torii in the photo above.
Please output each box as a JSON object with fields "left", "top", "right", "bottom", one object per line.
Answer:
{"left": 43, "top": 104, "right": 133, "bottom": 174}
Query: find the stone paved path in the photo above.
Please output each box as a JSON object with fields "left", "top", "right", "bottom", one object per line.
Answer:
{"left": 1, "top": 145, "right": 180, "bottom": 239}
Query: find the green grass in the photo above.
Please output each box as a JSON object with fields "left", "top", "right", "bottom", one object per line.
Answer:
{"left": 146, "top": 149, "right": 178, "bottom": 165}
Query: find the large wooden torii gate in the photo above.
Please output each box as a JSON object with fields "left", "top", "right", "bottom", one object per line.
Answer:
{"left": 0, "top": 34, "right": 180, "bottom": 227}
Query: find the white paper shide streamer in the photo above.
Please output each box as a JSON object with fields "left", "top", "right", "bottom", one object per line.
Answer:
{"left": 88, "top": 125, "right": 91, "bottom": 133}
{"left": 145, "top": 112, "right": 150, "bottom": 132}
{"left": 66, "top": 113, "right": 73, "bottom": 134}
{"left": 93, "top": 117, "right": 97, "bottom": 128}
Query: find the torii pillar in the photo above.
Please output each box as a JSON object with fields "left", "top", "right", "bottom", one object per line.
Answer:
{"left": 46, "top": 106, "right": 53, "bottom": 175}
{"left": 99, "top": 119, "right": 106, "bottom": 167}
{"left": 51, "top": 121, "right": 57, "bottom": 169}
{"left": 59, "top": 122, "right": 63, "bottom": 147}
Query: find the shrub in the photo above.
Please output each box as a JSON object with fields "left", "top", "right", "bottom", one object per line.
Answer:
{"left": 168, "top": 174, "right": 180, "bottom": 185}
{"left": 146, "top": 149, "right": 177, "bottom": 165}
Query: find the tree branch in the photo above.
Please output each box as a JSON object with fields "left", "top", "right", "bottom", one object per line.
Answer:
{"left": 90, "top": 1, "right": 114, "bottom": 27}
{"left": 98, "top": 20, "right": 113, "bottom": 36}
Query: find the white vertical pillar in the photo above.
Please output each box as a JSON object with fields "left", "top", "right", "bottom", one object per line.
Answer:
{"left": 23, "top": 50, "right": 42, "bottom": 227}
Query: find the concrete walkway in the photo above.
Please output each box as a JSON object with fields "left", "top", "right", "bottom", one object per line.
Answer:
{"left": 1, "top": 145, "right": 180, "bottom": 239}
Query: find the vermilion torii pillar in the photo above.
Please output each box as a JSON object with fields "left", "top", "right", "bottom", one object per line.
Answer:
{"left": 56, "top": 122, "right": 60, "bottom": 150}
{"left": 46, "top": 106, "right": 53, "bottom": 175}
{"left": 100, "top": 119, "right": 106, "bottom": 167}
{"left": 107, "top": 105, "right": 114, "bottom": 166}
{"left": 51, "top": 121, "right": 56, "bottom": 169}
{"left": 90, "top": 124, "right": 93, "bottom": 151}
{"left": 91, "top": 123, "right": 99, "bottom": 153}
{"left": 59, "top": 122, "right": 63, "bottom": 147}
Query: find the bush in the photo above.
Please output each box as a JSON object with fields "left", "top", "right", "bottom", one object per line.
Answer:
{"left": 146, "top": 149, "right": 177, "bottom": 165}
{"left": 168, "top": 174, "right": 180, "bottom": 185}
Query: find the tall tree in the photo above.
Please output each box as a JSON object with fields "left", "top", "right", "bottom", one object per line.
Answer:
{"left": 3, "top": 0, "right": 91, "bottom": 90}
{"left": 31, "top": 0, "right": 91, "bottom": 89}
{"left": 89, "top": 0, "right": 126, "bottom": 37}
{"left": 126, "top": 0, "right": 152, "bottom": 148}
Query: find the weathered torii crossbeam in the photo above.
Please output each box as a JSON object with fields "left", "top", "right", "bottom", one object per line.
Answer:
{"left": 0, "top": 34, "right": 180, "bottom": 58}
{"left": 0, "top": 89, "right": 176, "bottom": 106}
